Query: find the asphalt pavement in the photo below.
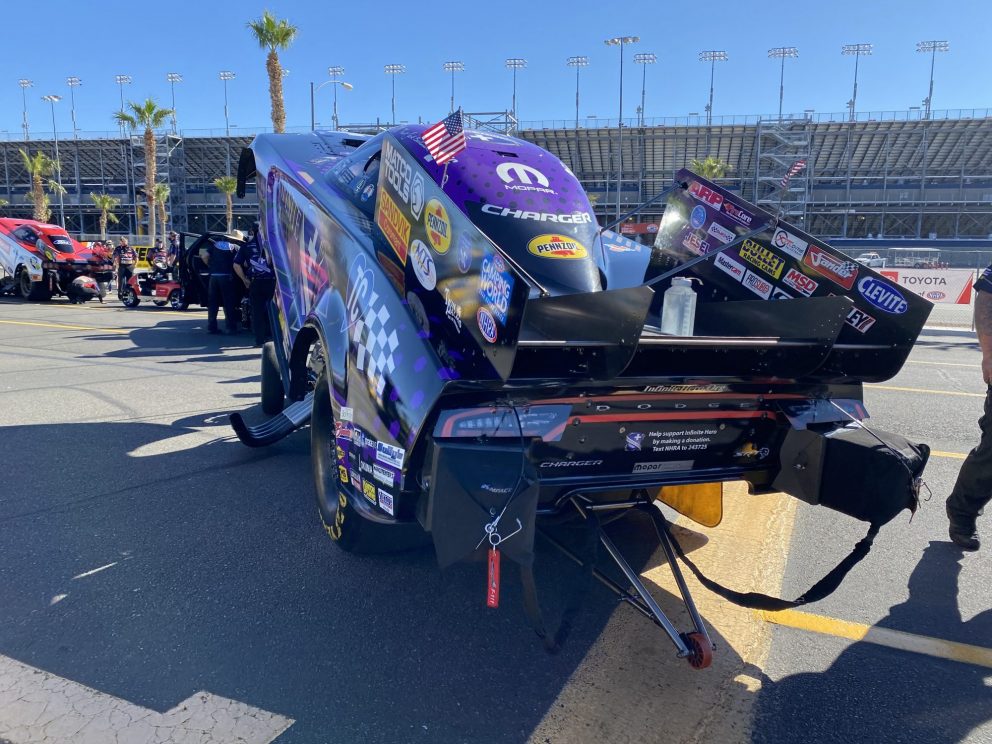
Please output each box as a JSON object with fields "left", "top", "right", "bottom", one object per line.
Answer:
{"left": 0, "top": 298, "right": 989, "bottom": 744}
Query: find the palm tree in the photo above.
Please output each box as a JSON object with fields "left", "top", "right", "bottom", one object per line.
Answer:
{"left": 247, "top": 10, "right": 298, "bottom": 133}
{"left": 153, "top": 183, "right": 171, "bottom": 235}
{"left": 20, "top": 149, "right": 64, "bottom": 222}
{"left": 114, "top": 99, "right": 173, "bottom": 249}
{"left": 689, "top": 156, "right": 733, "bottom": 180}
{"left": 90, "top": 193, "right": 121, "bottom": 240}
{"left": 214, "top": 176, "right": 238, "bottom": 234}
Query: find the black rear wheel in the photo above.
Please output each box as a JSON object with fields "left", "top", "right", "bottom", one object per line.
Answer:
{"left": 260, "top": 341, "right": 285, "bottom": 415}
{"left": 169, "top": 288, "right": 189, "bottom": 311}
{"left": 18, "top": 269, "right": 51, "bottom": 301}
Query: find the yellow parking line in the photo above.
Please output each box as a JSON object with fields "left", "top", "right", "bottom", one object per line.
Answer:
{"left": 932, "top": 450, "right": 967, "bottom": 460}
{"left": 0, "top": 319, "right": 129, "bottom": 334}
{"left": 758, "top": 609, "right": 992, "bottom": 669}
{"left": 870, "top": 385, "right": 984, "bottom": 398}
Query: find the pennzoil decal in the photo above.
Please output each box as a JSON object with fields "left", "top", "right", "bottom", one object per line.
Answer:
{"left": 424, "top": 199, "right": 451, "bottom": 254}
{"left": 527, "top": 234, "right": 589, "bottom": 259}
{"left": 375, "top": 190, "right": 411, "bottom": 265}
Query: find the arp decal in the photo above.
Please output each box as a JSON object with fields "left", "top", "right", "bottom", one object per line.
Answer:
{"left": 858, "top": 276, "right": 908, "bottom": 314}
{"left": 527, "top": 234, "right": 588, "bottom": 259}
{"left": 424, "top": 199, "right": 451, "bottom": 254}
{"left": 477, "top": 307, "right": 498, "bottom": 342}
{"left": 782, "top": 267, "right": 818, "bottom": 297}
{"left": 772, "top": 228, "right": 809, "bottom": 261}
{"left": 688, "top": 181, "right": 723, "bottom": 208}
{"left": 375, "top": 190, "right": 411, "bottom": 265}
{"left": 739, "top": 239, "right": 785, "bottom": 280}
{"left": 410, "top": 239, "right": 437, "bottom": 291}
{"left": 803, "top": 244, "right": 858, "bottom": 290}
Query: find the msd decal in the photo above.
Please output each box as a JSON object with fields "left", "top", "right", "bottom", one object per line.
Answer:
{"left": 858, "top": 276, "right": 908, "bottom": 314}
{"left": 688, "top": 181, "right": 724, "bottom": 208}
{"left": 803, "top": 244, "right": 858, "bottom": 290}
{"left": 782, "top": 268, "right": 818, "bottom": 297}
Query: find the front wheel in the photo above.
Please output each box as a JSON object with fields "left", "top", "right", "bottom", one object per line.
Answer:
{"left": 120, "top": 286, "right": 140, "bottom": 308}
{"left": 260, "top": 341, "right": 285, "bottom": 415}
{"left": 169, "top": 288, "right": 189, "bottom": 311}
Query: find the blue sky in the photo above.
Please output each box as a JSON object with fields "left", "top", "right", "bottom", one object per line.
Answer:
{"left": 5, "top": 0, "right": 990, "bottom": 136}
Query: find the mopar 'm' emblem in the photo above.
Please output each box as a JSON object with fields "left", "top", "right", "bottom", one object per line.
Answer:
{"left": 496, "top": 162, "right": 549, "bottom": 187}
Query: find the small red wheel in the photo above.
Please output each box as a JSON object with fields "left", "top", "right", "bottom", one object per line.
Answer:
{"left": 685, "top": 632, "right": 713, "bottom": 670}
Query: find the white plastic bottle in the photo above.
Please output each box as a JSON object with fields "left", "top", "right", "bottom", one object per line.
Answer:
{"left": 660, "top": 276, "right": 697, "bottom": 336}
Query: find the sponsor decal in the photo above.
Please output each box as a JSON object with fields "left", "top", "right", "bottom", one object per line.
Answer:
{"left": 444, "top": 287, "right": 463, "bottom": 332}
{"left": 376, "top": 441, "right": 404, "bottom": 468}
{"left": 625, "top": 432, "right": 645, "bottom": 452}
{"left": 721, "top": 201, "right": 754, "bottom": 227}
{"left": 880, "top": 270, "right": 899, "bottom": 282}
{"left": 925, "top": 290, "right": 946, "bottom": 301}
{"left": 496, "top": 162, "right": 554, "bottom": 194}
{"left": 803, "top": 244, "right": 858, "bottom": 290}
{"left": 682, "top": 232, "right": 710, "bottom": 256}
{"left": 410, "top": 239, "right": 437, "bottom": 291}
{"left": 858, "top": 276, "right": 908, "bottom": 314}
{"left": 690, "top": 205, "right": 707, "bottom": 229}
{"left": 424, "top": 199, "right": 451, "bottom": 254}
{"left": 688, "top": 181, "right": 723, "bottom": 207}
{"left": 338, "top": 465, "right": 349, "bottom": 484}
{"left": 739, "top": 239, "right": 785, "bottom": 279}
{"left": 378, "top": 489, "right": 394, "bottom": 516}
{"left": 527, "top": 234, "right": 588, "bottom": 259}
{"left": 373, "top": 463, "right": 395, "bottom": 487}
{"left": 479, "top": 254, "right": 514, "bottom": 324}
{"left": 457, "top": 234, "right": 472, "bottom": 273}
{"left": 742, "top": 269, "right": 773, "bottom": 299}
{"left": 539, "top": 459, "right": 604, "bottom": 469}
{"left": 845, "top": 306, "right": 876, "bottom": 333}
{"left": 772, "top": 228, "right": 809, "bottom": 261}
{"left": 632, "top": 460, "right": 694, "bottom": 474}
{"left": 381, "top": 138, "right": 413, "bottom": 204}
{"left": 771, "top": 288, "right": 793, "bottom": 300}
{"left": 410, "top": 172, "right": 425, "bottom": 220}
{"left": 360, "top": 183, "right": 375, "bottom": 202}
{"left": 406, "top": 290, "right": 430, "bottom": 333}
{"left": 643, "top": 384, "right": 729, "bottom": 393}
{"left": 782, "top": 268, "right": 818, "bottom": 297}
{"left": 339, "top": 406, "right": 354, "bottom": 422}
{"left": 375, "top": 190, "right": 411, "bottom": 265}
{"left": 350, "top": 470, "right": 362, "bottom": 490}
{"left": 477, "top": 306, "right": 498, "bottom": 342}
{"left": 481, "top": 484, "right": 513, "bottom": 494}
{"left": 481, "top": 203, "right": 592, "bottom": 224}
{"left": 359, "top": 459, "right": 374, "bottom": 475}
{"left": 336, "top": 445, "right": 346, "bottom": 461}
{"left": 341, "top": 253, "right": 376, "bottom": 332}
{"left": 707, "top": 221, "right": 735, "bottom": 244}
{"left": 735, "top": 443, "right": 770, "bottom": 460}
{"left": 714, "top": 252, "right": 746, "bottom": 282}
{"left": 608, "top": 242, "right": 641, "bottom": 253}
{"left": 362, "top": 479, "right": 378, "bottom": 504}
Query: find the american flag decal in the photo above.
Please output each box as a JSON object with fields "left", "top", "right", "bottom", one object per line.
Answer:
{"left": 421, "top": 111, "right": 467, "bottom": 165}
{"left": 780, "top": 158, "right": 807, "bottom": 189}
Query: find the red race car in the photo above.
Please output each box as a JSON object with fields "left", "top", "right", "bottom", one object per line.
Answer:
{"left": 0, "top": 218, "right": 112, "bottom": 301}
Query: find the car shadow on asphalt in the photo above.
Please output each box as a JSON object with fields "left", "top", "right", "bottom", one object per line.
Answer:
{"left": 752, "top": 541, "right": 992, "bottom": 743}
{"left": 0, "top": 417, "right": 744, "bottom": 744}
{"left": 77, "top": 318, "right": 257, "bottom": 360}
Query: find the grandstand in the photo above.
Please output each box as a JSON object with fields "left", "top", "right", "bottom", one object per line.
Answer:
{"left": 0, "top": 108, "right": 989, "bottom": 258}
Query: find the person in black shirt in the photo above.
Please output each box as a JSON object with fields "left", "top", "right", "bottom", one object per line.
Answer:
{"left": 112, "top": 238, "right": 137, "bottom": 300}
{"left": 234, "top": 223, "right": 276, "bottom": 346}
{"left": 204, "top": 238, "right": 239, "bottom": 334}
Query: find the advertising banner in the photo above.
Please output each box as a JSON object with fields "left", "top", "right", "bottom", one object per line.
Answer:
{"left": 879, "top": 268, "right": 974, "bottom": 304}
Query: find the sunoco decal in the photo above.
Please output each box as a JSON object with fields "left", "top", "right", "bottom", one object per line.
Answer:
{"left": 375, "top": 190, "right": 411, "bottom": 265}
{"left": 477, "top": 307, "right": 498, "bottom": 342}
{"left": 424, "top": 199, "right": 451, "bottom": 254}
{"left": 772, "top": 228, "right": 809, "bottom": 261}
{"left": 858, "top": 276, "right": 908, "bottom": 314}
{"left": 739, "top": 239, "right": 785, "bottom": 279}
{"left": 410, "top": 239, "right": 437, "bottom": 291}
{"left": 527, "top": 234, "right": 588, "bottom": 259}
{"left": 742, "top": 270, "right": 773, "bottom": 299}
{"left": 803, "top": 244, "right": 858, "bottom": 290}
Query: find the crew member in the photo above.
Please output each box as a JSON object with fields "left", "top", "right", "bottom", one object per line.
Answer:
{"left": 147, "top": 238, "right": 169, "bottom": 279}
{"left": 233, "top": 223, "right": 275, "bottom": 346}
{"left": 204, "top": 238, "right": 238, "bottom": 335}
{"left": 946, "top": 267, "right": 992, "bottom": 551}
{"left": 167, "top": 231, "right": 181, "bottom": 277}
{"left": 112, "top": 237, "right": 137, "bottom": 299}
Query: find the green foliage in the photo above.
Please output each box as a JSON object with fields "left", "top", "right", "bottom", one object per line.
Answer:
{"left": 689, "top": 156, "right": 733, "bottom": 180}
{"left": 247, "top": 10, "right": 298, "bottom": 51}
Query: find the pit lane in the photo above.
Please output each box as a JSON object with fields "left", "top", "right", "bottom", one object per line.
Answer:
{"left": 0, "top": 298, "right": 989, "bottom": 744}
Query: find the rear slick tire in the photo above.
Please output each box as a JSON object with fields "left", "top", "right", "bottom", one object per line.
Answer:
{"left": 260, "top": 341, "right": 285, "bottom": 415}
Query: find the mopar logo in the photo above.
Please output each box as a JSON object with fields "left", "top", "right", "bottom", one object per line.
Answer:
{"left": 496, "top": 163, "right": 555, "bottom": 194}
{"left": 858, "top": 277, "right": 908, "bottom": 314}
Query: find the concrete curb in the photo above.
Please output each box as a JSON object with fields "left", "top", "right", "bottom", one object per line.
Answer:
{"left": 918, "top": 326, "right": 976, "bottom": 338}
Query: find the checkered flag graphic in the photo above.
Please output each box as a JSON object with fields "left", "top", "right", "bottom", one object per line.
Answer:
{"left": 352, "top": 298, "right": 399, "bottom": 397}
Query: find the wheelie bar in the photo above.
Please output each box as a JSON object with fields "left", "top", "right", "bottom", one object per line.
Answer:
{"left": 230, "top": 392, "right": 314, "bottom": 448}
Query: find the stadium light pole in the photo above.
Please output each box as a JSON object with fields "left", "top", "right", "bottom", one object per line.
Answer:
{"left": 166, "top": 72, "right": 182, "bottom": 133}
{"left": 41, "top": 95, "right": 65, "bottom": 228}
{"left": 66, "top": 77, "right": 81, "bottom": 139}
{"left": 605, "top": 36, "right": 639, "bottom": 222}
{"left": 505, "top": 58, "right": 526, "bottom": 123}
{"left": 841, "top": 43, "right": 872, "bottom": 121}
{"left": 328, "top": 66, "right": 346, "bottom": 129}
{"left": 698, "top": 51, "right": 728, "bottom": 127}
{"left": 916, "top": 40, "right": 949, "bottom": 120}
{"left": 219, "top": 71, "right": 235, "bottom": 176}
{"left": 114, "top": 74, "right": 132, "bottom": 136}
{"left": 19, "top": 80, "right": 33, "bottom": 141}
{"left": 443, "top": 61, "right": 464, "bottom": 114}
{"left": 384, "top": 64, "right": 406, "bottom": 125}
{"left": 767, "top": 47, "right": 798, "bottom": 119}
{"left": 633, "top": 52, "right": 656, "bottom": 126}
{"left": 566, "top": 56, "right": 589, "bottom": 133}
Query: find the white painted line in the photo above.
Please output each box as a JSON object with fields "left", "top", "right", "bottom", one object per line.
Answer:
{"left": 71, "top": 562, "right": 118, "bottom": 580}
{"left": 0, "top": 654, "right": 294, "bottom": 743}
